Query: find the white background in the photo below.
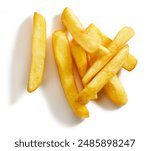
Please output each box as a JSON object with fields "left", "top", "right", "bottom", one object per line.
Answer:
{"left": 0, "top": 0, "right": 150, "bottom": 150}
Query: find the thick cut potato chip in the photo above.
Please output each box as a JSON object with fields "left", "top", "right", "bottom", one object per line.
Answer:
{"left": 61, "top": 7, "right": 84, "bottom": 34}
{"left": 77, "top": 46, "right": 129, "bottom": 105}
{"left": 83, "top": 52, "right": 113, "bottom": 85}
{"left": 61, "top": 7, "right": 109, "bottom": 56}
{"left": 70, "top": 40, "right": 88, "bottom": 78}
{"left": 73, "top": 32, "right": 109, "bottom": 56}
{"left": 52, "top": 30, "right": 89, "bottom": 118}
{"left": 123, "top": 54, "right": 137, "bottom": 71}
{"left": 108, "top": 27, "right": 134, "bottom": 50}
{"left": 103, "top": 76, "right": 128, "bottom": 106}
{"left": 82, "top": 26, "right": 135, "bottom": 85}
{"left": 85, "top": 23, "right": 112, "bottom": 47}
{"left": 28, "top": 12, "right": 46, "bottom": 92}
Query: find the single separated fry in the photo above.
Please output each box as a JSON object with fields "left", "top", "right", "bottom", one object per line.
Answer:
{"left": 82, "top": 26, "right": 135, "bottom": 85}
{"left": 28, "top": 12, "right": 46, "bottom": 92}
{"left": 103, "top": 76, "right": 128, "bottom": 106}
{"left": 52, "top": 30, "right": 89, "bottom": 118}
{"left": 78, "top": 46, "right": 129, "bottom": 105}
{"left": 61, "top": 7, "right": 109, "bottom": 56}
{"left": 87, "top": 24, "right": 137, "bottom": 69}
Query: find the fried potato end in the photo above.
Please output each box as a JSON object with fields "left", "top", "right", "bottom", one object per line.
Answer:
{"left": 61, "top": 7, "right": 84, "bottom": 34}
{"left": 103, "top": 75, "right": 128, "bottom": 106}
{"left": 123, "top": 54, "right": 137, "bottom": 71}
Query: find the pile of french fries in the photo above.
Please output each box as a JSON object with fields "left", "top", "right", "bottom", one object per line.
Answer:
{"left": 27, "top": 8, "right": 137, "bottom": 118}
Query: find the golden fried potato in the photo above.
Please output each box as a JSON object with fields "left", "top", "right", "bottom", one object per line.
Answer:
{"left": 123, "top": 54, "right": 137, "bottom": 71}
{"left": 28, "top": 12, "right": 46, "bottom": 92}
{"left": 70, "top": 25, "right": 131, "bottom": 103}
{"left": 61, "top": 7, "right": 84, "bottom": 34}
{"left": 103, "top": 76, "right": 128, "bottom": 106}
{"left": 87, "top": 24, "right": 137, "bottom": 71}
{"left": 85, "top": 23, "right": 112, "bottom": 47}
{"left": 86, "top": 24, "right": 129, "bottom": 105}
{"left": 52, "top": 30, "right": 89, "bottom": 118}
{"left": 77, "top": 46, "right": 129, "bottom": 105}
{"left": 70, "top": 40, "right": 98, "bottom": 100}
{"left": 74, "top": 32, "right": 109, "bottom": 56}
{"left": 82, "top": 52, "right": 113, "bottom": 85}
{"left": 82, "top": 26, "right": 135, "bottom": 85}
{"left": 70, "top": 40, "right": 88, "bottom": 78}
{"left": 61, "top": 7, "right": 109, "bottom": 56}
{"left": 109, "top": 27, "right": 135, "bottom": 50}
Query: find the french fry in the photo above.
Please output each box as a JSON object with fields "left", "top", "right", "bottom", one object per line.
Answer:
{"left": 77, "top": 46, "right": 129, "bottom": 105}
{"left": 74, "top": 32, "right": 109, "bottom": 56}
{"left": 109, "top": 27, "right": 134, "bottom": 50}
{"left": 28, "top": 12, "right": 46, "bottom": 92}
{"left": 123, "top": 54, "right": 137, "bottom": 71}
{"left": 87, "top": 24, "right": 137, "bottom": 70}
{"left": 103, "top": 76, "right": 128, "bottom": 106}
{"left": 70, "top": 40, "right": 88, "bottom": 78}
{"left": 61, "top": 7, "right": 84, "bottom": 34}
{"left": 61, "top": 7, "right": 109, "bottom": 56}
{"left": 83, "top": 52, "right": 113, "bottom": 85}
{"left": 85, "top": 23, "right": 112, "bottom": 47}
{"left": 52, "top": 30, "right": 89, "bottom": 118}
{"left": 82, "top": 26, "right": 135, "bottom": 85}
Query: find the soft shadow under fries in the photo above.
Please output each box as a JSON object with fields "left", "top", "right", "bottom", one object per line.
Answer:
{"left": 96, "top": 90, "right": 120, "bottom": 111}
{"left": 51, "top": 15, "right": 63, "bottom": 32}
{"left": 41, "top": 35, "right": 83, "bottom": 127}
{"left": 10, "top": 17, "right": 32, "bottom": 105}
